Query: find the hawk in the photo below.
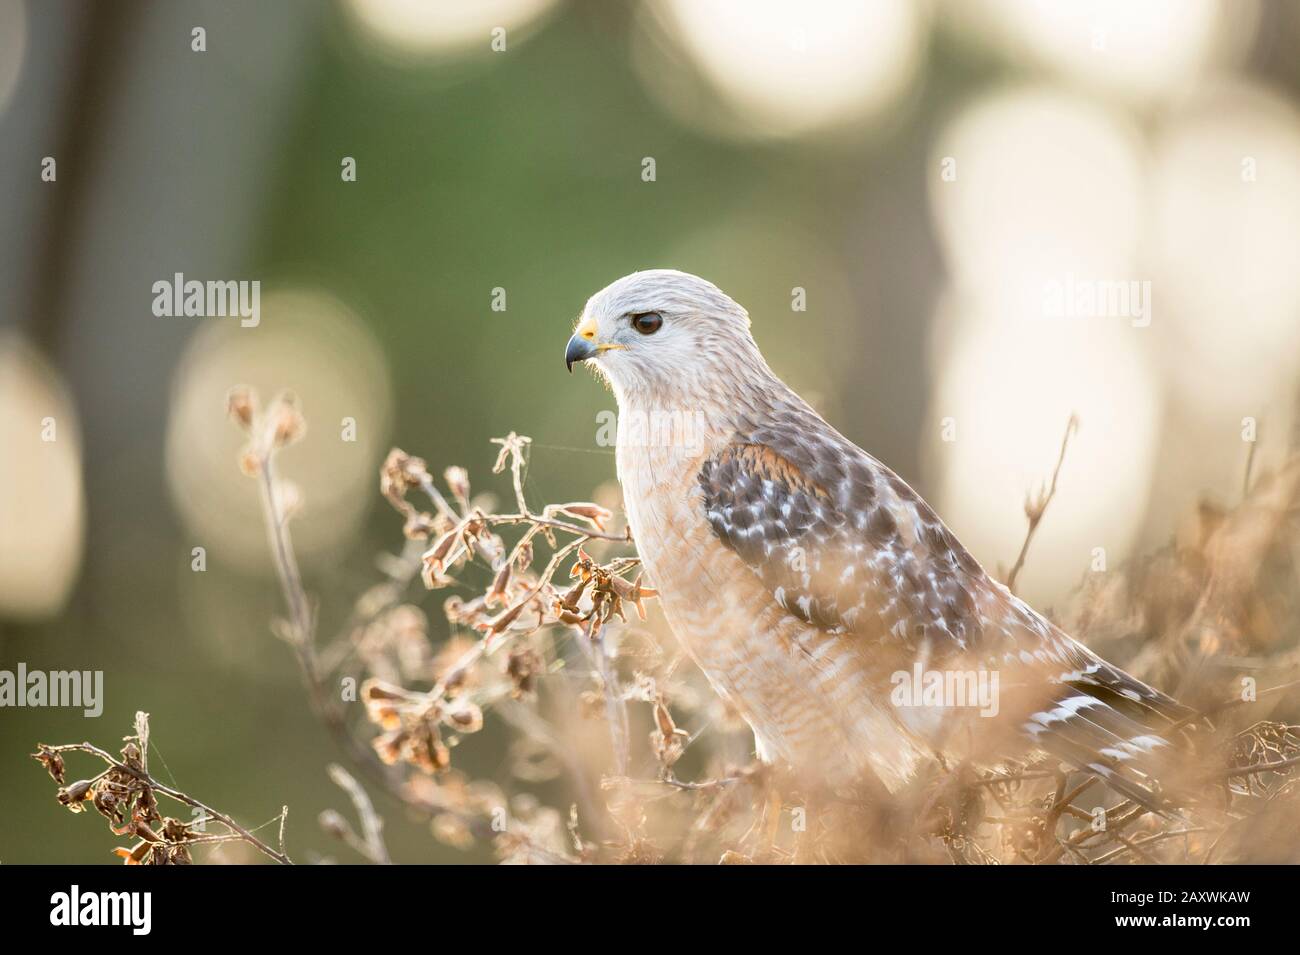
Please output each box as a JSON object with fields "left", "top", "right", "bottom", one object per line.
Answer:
{"left": 564, "top": 269, "right": 1194, "bottom": 808}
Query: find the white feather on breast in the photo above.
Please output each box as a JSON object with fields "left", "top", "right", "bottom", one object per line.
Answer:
{"left": 615, "top": 426, "right": 926, "bottom": 790}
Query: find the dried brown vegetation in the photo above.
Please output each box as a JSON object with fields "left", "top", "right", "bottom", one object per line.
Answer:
{"left": 33, "top": 711, "right": 291, "bottom": 864}
{"left": 32, "top": 390, "right": 1300, "bottom": 863}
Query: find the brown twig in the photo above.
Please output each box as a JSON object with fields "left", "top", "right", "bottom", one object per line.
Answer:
{"left": 1006, "top": 414, "right": 1079, "bottom": 595}
{"left": 37, "top": 713, "right": 292, "bottom": 865}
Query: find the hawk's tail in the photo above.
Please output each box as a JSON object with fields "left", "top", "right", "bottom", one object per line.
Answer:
{"left": 1019, "top": 685, "right": 1193, "bottom": 814}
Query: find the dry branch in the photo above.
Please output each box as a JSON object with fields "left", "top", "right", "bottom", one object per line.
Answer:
{"left": 32, "top": 711, "right": 291, "bottom": 865}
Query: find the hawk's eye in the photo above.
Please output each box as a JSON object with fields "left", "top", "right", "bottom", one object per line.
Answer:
{"left": 630, "top": 312, "right": 663, "bottom": 335}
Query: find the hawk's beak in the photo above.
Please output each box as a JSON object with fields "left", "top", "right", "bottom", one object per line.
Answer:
{"left": 565, "top": 333, "right": 597, "bottom": 373}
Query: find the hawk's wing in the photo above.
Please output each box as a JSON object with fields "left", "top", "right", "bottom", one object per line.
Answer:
{"left": 698, "top": 399, "right": 1195, "bottom": 807}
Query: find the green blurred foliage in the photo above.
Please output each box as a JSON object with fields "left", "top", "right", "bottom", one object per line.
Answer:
{"left": 3, "top": 3, "right": 981, "bottom": 863}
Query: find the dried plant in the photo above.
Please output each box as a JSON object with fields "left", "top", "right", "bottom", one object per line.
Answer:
{"left": 243, "top": 391, "right": 1298, "bottom": 864}
{"left": 32, "top": 711, "right": 291, "bottom": 864}
{"left": 33, "top": 388, "right": 1300, "bottom": 864}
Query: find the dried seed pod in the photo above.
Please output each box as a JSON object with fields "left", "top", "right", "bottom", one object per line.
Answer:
{"left": 32, "top": 745, "right": 65, "bottom": 785}
{"left": 444, "top": 466, "right": 471, "bottom": 505}
{"left": 238, "top": 449, "right": 262, "bottom": 477}
{"left": 121, "top": 741, "right": 143, "bottom": 769}
{"left": 94, "top": 784, "right": 125, "bottom": 827}
{"left": 443, "top": 699, "right": 484, "bottom": 734}
{"left": 57, "top": 779, "right": 95, "bottom": 812}
{"left": 569, "top": 546, "right": 594, "bottom": 581}
{"left": 381, "top": 448, "right": 431, "bottom": 507}
{"left": 371, "top": 728, "right": 408, "bottom": 766}
{"left": 406, "top": 722, "right": 451, "bottom": 774}
{"left": 318, "top": 809, "right": 351, "bottom": 840}
{"left": 403, "top": 511, "right": 436, "bottom": 540}
{"left": 424, "top": 525, "right": 463, "bottom": 571}
{"left": 422, "top": 525, "right": 468, "bottom": 588}
{"left": 441, "top": 664, "right": 469, "bottom": 696}
{"left": 443, "top": 595, "right": 466, "bottom": 623}
{"left": 557, "top": 502, "right": 614, "bottom": 531}
{"left": 168, "top": 845, "right": 193, "bottom": 865}
{"left": 479, "top": 598, "right": 528, "bottom": 635}
{"left": 268, "top": 394, "right": 306, "bottom": 448}
{"left": 361, "top": 678, "right": 417, "bottom": 703}
{"left": 515, "top": 540, "right": 533, "bottom": 571}
{"left": 113, "top": 841, "right": 152, "bottom": 865}
{"left": 365, "top": 700, "right": 403, "bottom": 730}
{"left": 133, "top": 821, "right": 164, "bottom": 845}
{"left": 136, "top": 786, "right": 160, "bottom": 824}
{"left": 161, "top": 816, "right": 188, "bottom": 841}
{"left": 431, "top": 813, "right": 475, "bottom": 850}
{"left": 558, "top": 576, "right": 590, "bottom": 612}
{"left": 486, "top": 560, "right": 512, "bottom": 608}
{"left": 226, "top": 385, "right": 257, "bottom": 430}
{"left": 653, "top": 698, "right": 678, "bottom": 740}
{"left": 361, "top": 680, "right": 415, "bottom": 729}
{"left": 608, "top": 574, "right": 657, "bottom": 620}
{"left": 506, "top": 648, "right": 541, "bottom": 698}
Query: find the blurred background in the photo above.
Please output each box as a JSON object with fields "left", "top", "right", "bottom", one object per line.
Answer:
{"left": 2, "top": 0, "right": 1300, "bottom": 862}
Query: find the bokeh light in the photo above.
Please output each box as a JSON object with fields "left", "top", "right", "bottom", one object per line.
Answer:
{"left": 0, "top": 332, "right": 85, "bottom": 619}
{"left": 924, "top": 84, "right": 1161, "bottom": 603}
{"left": 635, "top": 0, "right": 927, "bottom": 140}
{"left": 164, "top": 288, "right": 392, "bottom": 571}
{"left": 1150, "top": 78, "right": 1300, "bottom": 417}
{"left": 950, "top": 0, "right": 1253, "bottom": 103}
{"left": 344, "top": 0, "right": 559, "bottom": 59}
{"left": 923, "top": 293, "right": 1160, "bottom": 604}
{"left": 929, "top": 84, "right": 1144, "bottom": 312}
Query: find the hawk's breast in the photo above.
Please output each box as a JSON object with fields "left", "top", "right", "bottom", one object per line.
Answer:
{"left": 615, "top": 434, "right": 925, "bottom": 788}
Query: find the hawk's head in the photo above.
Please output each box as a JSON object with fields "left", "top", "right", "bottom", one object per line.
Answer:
{"left": 565, "top": 270, "right": 760, "bottom": 396}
